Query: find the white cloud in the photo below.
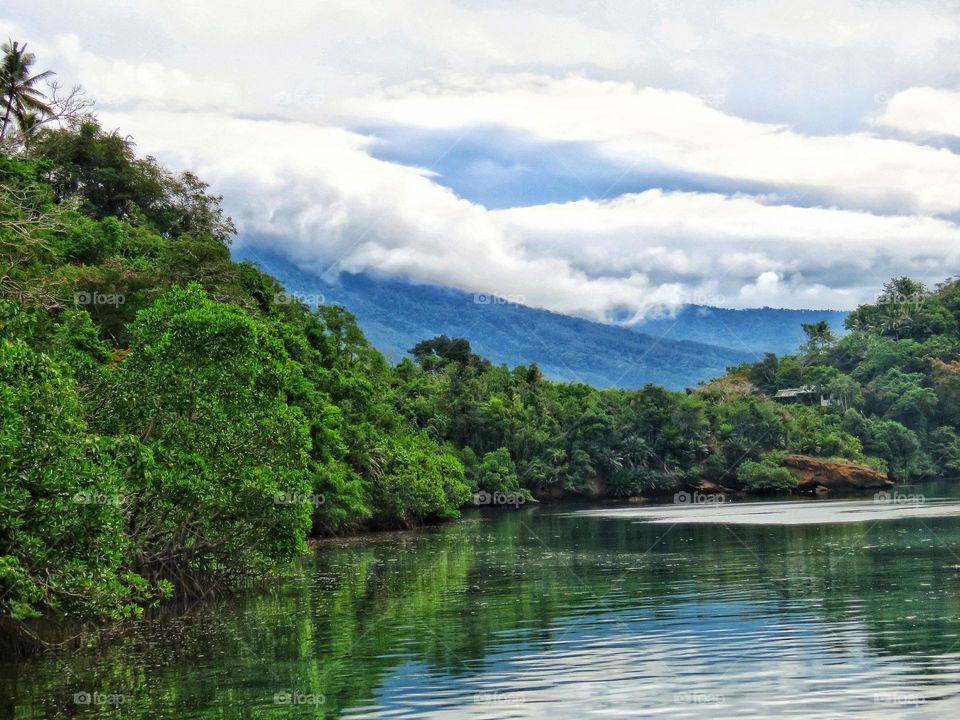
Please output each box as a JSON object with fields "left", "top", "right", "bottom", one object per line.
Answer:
{"left": 347, "top": 74, "right": 960, "bottom": 215}
{"left": 872, "top": 86, "right": 960, "bottom": 137}
{"left": 493, "top": 191, "right": 960, "bottom": 312}
{"left": 10, "top": 0, "right": 646, "bottom": 111}
{"left": 124, "top": 0, "right": 645, "bottom": 68}
{"left": 10, "top": 1, "right": 960, "bottom": 321}
{"left": 36, "top": 34, "right": 243, "bottom": 112}
{"left": 720, "top": 0, "right": 960, "bottom": 55}
{"left": 736, "top": 272, "right": 859, "bottom": 309}
{"left": 14, "top": 0, "right": 960, "bottom": 131}
{"left": 99, "top": 111, "right": 960, "bottom": 319}
{"left": 655, "top": 18, "right": 702, "bottom": 53}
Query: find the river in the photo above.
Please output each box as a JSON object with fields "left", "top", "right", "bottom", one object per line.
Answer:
{"left": 4, "top": 485, "right": 960, "bottom": 718}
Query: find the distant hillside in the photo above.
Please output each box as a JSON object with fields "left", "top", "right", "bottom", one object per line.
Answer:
{"left": 234, "top": 249, "right": 753, "bottom": 389}
{"left": 632, "top": 305, "right": 848, "bottom": 357}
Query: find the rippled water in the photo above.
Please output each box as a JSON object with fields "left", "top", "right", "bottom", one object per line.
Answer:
{"left": 4, "top": 487, "right": 960, "bottom": 718}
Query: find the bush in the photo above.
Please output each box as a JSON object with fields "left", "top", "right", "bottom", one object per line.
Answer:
{"left": 477, "top": 447, "right": 520, "bottom": 495}
{"left": 366, "top": 432, "right": 470, "bottom": 528}
{"left": 607, "top": 469, "right": 641, "bottom": 498}
{"left": 702, "top": 453, "right": 736, "bottom": 484}
{"left": 737, "top": 459, "right": 798, "bottom": 493}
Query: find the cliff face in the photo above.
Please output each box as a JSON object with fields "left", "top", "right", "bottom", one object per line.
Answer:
{"left": 783, "top": 454, "right": 892, "bottom": 492}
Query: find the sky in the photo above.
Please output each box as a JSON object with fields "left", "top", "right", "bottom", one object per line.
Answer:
{"left": 6, "top": 0, "right": 960, "bottom": 321}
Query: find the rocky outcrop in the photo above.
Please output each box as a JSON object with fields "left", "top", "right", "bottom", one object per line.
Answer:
{"left": 699, "top": 479, "right": 733, "bottom": 494}
{"left": 783, "top": 454, "right": 892, "bottom": 492}
{"left": 531, "top": 475, "right": 606, "bottom": 501}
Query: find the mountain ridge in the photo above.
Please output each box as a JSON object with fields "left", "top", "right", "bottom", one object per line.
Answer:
{"left": 235, "top": 247, "right": 847, "bottom": 389}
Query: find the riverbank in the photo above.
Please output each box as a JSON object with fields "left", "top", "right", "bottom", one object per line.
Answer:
{"left": 3, "top": 468, "right": 908, "bottom": 663}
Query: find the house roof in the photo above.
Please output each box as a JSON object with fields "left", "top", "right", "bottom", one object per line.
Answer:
{"left": 774, "top": 386, "right": 816, "bottom": 398}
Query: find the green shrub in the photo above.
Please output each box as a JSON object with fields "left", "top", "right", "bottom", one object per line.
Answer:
{"left": 365, "top": 432, "right": 470, "bottom": 528}
{"left": 737, "top": 459, "right": 798, "bottom": 493}
{"left": 477, "top": 447, "right": 520, "bottom": 495}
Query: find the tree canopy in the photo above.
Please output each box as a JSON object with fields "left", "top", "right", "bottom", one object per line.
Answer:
{"left": 4, "top": 41, "right": 960, "bottom": 655}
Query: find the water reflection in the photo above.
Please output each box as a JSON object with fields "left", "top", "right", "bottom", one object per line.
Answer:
{"left": 3, "top": 494, "right": 960, "bottom": 718}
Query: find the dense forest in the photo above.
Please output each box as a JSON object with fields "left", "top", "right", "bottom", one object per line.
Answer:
{"left": 4, "top": 43, "right": 960, "bottom": 653}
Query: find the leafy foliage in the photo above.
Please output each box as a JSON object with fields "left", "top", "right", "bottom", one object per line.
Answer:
{"left": 737, "top": 459, "right": 798, "bottom": 493}
{"left": 0, "top": 322, "right": 155, "bottom": 631}
{"left": 3, "top": 45, "right": 960, "bottom": 656}
{"left": 0, "top": 108, "right": 468, "bottom": 648}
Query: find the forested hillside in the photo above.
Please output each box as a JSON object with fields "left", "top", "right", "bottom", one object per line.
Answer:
{"left": 233, "top": 248, "right": 752, "bottom": 390}
{"left": 3, "top": 46, "right": 960, "bottom": 655}
{"left": 1, "top": 114, "right": 475, "bottom": 649}
{"left": 237, "top": 248, "right": 850, "bottom": 387}
{"left": 734, "top": 280, "right": 960, "bottom": 480}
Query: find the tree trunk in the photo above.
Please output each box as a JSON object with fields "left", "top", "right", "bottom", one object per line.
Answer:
{"left": 0, "top": 93, "right": 13, "bottom": 141}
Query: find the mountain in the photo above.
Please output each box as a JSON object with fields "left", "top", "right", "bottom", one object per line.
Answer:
{"left": 631, "top": 306, "right": 849, "bottom": 357}
{"left": 234, "top": 249, "right": 753, "bottom": 389}
{"left": 234, "top": 249, "right": 849, "bottom": 389}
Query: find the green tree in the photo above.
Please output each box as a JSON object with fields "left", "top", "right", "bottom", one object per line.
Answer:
{"left": 477, "top": 447, "right": 520, "bottom": 496}
{"left": 32, "top": 121, "right": 234, "bottom": 242}
{"left": 0, "top": 41, "right": 52, "bottom": 143}
{"left": 365, "top": 432, "right": 470, "bottom": 528}
{"left": 800, "top": 320, "right": 836, "bottom": 357}
{"left": 410, "top": 335, "right": 490, "bottom": 373}
{"left": 100, "top": 285, "right": 314, "bottom": 592}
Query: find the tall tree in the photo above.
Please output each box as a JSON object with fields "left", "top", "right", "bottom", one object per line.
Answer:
{"left": 800, "top": 320, "right": 836, "bottom": 357}
{"left": 0, "top": 41, "right": 53, "bottom": 142}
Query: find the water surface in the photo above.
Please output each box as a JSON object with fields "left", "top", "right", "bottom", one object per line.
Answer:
{"left": 4, "top": 488, "right": 960, "bottom": 718}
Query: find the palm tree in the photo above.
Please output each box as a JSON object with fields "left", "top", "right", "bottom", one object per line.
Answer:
{"left": 800, "top": 320, "right": 836, "bottom": 357}
{"left": 0, "top": 40, "right": 53, "bottom": 142}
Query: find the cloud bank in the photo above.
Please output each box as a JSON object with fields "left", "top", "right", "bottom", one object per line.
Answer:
{"left": 9, "top": 0, "right": 960, "bottom": 320}
{"left": 101, "top": 110, "right": 960, "bottom": 320}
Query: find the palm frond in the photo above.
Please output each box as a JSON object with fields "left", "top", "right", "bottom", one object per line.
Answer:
{"left": 25, "top": 70, "right": 54, "bottom": 84}
{"left": 16, "top": 94, "right": 52, "bottom": 114}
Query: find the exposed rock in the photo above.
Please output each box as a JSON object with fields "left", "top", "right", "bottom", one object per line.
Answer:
{"left": 531, "top": 485, "right": 566, "bottom": 501}
{"left": 531, "top": 476, "right": 606, "bottom": 501}
{"left": 783, "top": 454, "right": 892, "bottom": 492}
{"left": 586, "top": 475, "right": 607, "bottom": 499}
{"left": 699, "top": 479, "right": 733, "bottom": 494}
